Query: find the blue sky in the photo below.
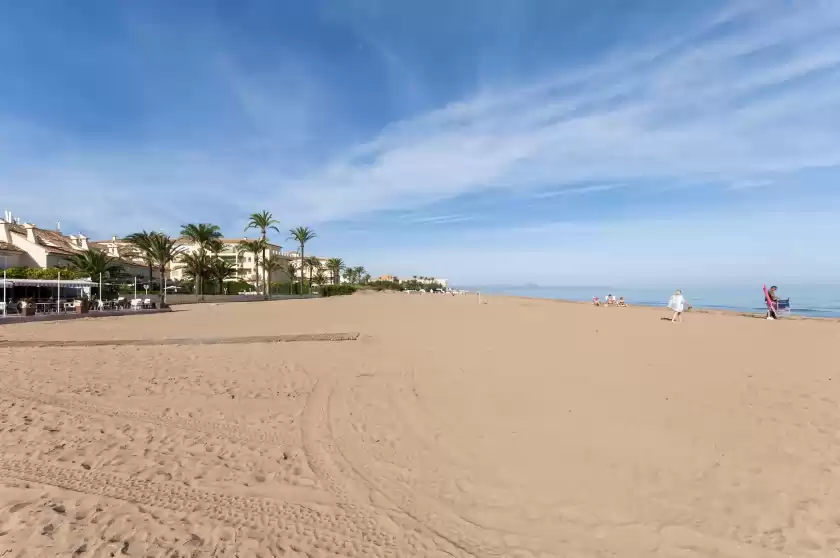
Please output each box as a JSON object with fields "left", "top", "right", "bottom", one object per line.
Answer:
{"left": 2, "top": 0, "right": 840, "bottom": 286}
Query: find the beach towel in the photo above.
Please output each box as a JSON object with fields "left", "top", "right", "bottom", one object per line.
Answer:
{"left": 668, "top": 294, "right": 685, "bottom": 312}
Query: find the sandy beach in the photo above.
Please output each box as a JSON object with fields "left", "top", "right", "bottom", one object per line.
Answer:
{"left": 1, "top": 292, "right": 838, "bottom": 557}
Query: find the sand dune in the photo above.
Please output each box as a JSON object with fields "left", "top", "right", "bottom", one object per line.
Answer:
{"left": 1, "top": 293, "right": 838, "bottom": 557}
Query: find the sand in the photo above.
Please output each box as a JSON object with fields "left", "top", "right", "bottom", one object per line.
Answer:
{"left": 1, "top": 293, "right": 838, "bottom": 557}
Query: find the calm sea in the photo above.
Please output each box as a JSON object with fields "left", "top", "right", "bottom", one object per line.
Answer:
{"left": 462, "top": 285, "right": 840, "bottom": 318}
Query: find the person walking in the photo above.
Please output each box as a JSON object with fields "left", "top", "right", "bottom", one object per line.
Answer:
{"left": 668, "top": 290, "right": 686, "bottom": 322}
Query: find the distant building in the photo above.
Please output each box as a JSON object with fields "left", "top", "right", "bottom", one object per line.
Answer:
{"left": 377, "top": 275, "right": 448, "bottom": 288}
{"left": 408, "top": 276, "right": 448, "bottom": 288}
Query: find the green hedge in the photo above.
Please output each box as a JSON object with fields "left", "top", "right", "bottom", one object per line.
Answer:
{"left": 2, "top": 267, "right": 88, "bottom": 279}
{"left": 321, "top": 284, "right": 358, "bottom": 297}
{"left": 368, "top": 280, "right": 402, "bottom": 291}
{"left": 223, "top": 280, "right": 255, "bottom": 295}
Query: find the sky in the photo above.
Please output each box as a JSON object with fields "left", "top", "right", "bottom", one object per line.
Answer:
{"left": 2, "top": 0, "right": 840, "bottom": 286}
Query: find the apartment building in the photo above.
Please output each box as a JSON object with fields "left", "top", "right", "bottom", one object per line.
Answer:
{"left": 167, "top": 238, "right": 292, "bottom": 285}
{"left": 0, "top": 213, "right": 153, "bottom": 279}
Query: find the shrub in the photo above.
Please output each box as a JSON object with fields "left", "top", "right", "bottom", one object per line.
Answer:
{"left": 224, "top": 280, "right": 255, "bottom": 295}
{"left": 3, "top": 267, "right": 88, "bottom": 280}
{"left": 321, "top": 284, "right": 358, "bottom": 297}
{"left": 271, "top": 282, "right": 307, "bottom": 295}
{"left": 368, "top": 280, "right": 403, "bottom": 291}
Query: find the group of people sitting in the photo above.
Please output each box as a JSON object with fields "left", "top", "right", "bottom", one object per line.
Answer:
{"left": 593, "top": 294, "right": 626, "bottom": 307}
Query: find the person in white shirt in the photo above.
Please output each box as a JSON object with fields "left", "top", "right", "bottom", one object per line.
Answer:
{"left": 668, "top": 290, "right": 686, "bottom": 322}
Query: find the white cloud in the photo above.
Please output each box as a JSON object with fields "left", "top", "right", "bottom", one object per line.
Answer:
{"left": 4, "top": 0, "right": 840, "bottom": 240}
{"left": 408, "top": 214, "right": 474, "bottom": 224}
{"left": 727, "top": 179, "right": 774, "bottom": 190}
{"left": 274, "top": 1, "right": 840, "bottom": 221}
{"left": 531, "top": 183, "right": 625, "bottom": 199}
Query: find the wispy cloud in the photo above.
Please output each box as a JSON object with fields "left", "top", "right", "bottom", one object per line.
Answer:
{"left": 275, "top": 1, "right": 840, "bottom": 220}
{"left": 408, "top": 214, "right": 474, "bottom": 224}
{"left": 532, "top": 183, "right": 625, "bottom": 199}
{"left": 727, "top": 179, "right": 774, "bottom": 190}
{"left": 3, "top": 0, "right": 840, "bottom": 262}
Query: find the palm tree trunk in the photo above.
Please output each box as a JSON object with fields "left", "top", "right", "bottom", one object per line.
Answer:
{"left": 159, "top": 265, "right": 166, "bottom": 307}
{"left": 299, "top": 247, "right": 305, "bottom": 295}
{"left": 261, "top": 231, "right": 268, "bottom": 300}
{"left": 252, "top": 253, "right": 259, "bottom": 295}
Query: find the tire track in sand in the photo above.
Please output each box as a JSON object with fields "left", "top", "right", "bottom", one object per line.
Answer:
{"left": 302, "top": 376, "right": 478, "bottom": 558}
{"left": 0, "top": 383, "right": 295, "bottom": 447}
{"left": 0, "top": 457, "right": 397, "bottom": 557}
{"left": 0, "top": 332, "right": 360, "bottom": 348}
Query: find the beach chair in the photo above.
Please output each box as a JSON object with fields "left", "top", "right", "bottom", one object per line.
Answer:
{"left": 130, "top": 298, "right": 142, "bottom": 310}
{"left": 143, "top": 298, "right": 152, "bottom": 308}
{"left": 763, "top": 285, "right": 790, "bottom": 319}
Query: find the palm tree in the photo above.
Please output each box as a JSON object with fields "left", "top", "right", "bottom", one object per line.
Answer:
{"left": 245, "top": 211, "right": 280, "bottom": 300}
{"left": 180, "top": 224, "right": 222, "bottom": 298}
{"left": 285, "top": 262, "right": 298, "bottom": 294}
{"left": 180, "top": 223, "right": 222, "bottom": 247}
{"left": 313, "top": 269, "right": 327, "bottom": 288}
{"left": 288, "top": 226, "right": 317, "bottom": 295}
{"left": 304, "top": 256, "right": 321, "bottom": 288}
{"left": 342, "top": 268, "right": 353, "bottom": 284}
{"left": 209, "top": 257, "right": 238, "bottom": 294}
{"left": 353, "top": 266, "right": 366, "bottom": 284}
{"left": 145, "top": 232, "right": 184, "bottom": 305}
{"left": 263, "top": 255, "right": 284, "bottom": 296}
{"left": 179, "top": 248, "right": 213, "bottom": 300}
{"left": 123, "top": 231, "right": 156, "bottom": 285}
{"left": 65, "top": 249, "right": 124, "bottom": 279}
{"left": 237, "top": 239, "right": 266, "bottom": 294}
{"left": 326, "top": 257, "right": 344, "bottom": 285}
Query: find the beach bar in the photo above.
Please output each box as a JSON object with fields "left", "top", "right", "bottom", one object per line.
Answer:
{"left": 1, "top": 274, "right": 97, "bottom": 317}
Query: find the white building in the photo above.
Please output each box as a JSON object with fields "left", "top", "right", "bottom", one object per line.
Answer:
{"left": 403, "top": 276, "right": 449, "bottom": 288}
{"left": 0, "top": 213, "right": 153, "bottom": 279}
{"left": 168, "top": 238, "right": 293, "bottom": 285}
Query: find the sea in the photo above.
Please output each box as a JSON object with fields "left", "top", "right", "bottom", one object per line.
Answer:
{"left": 461, "top": 285, "right": 840, "bottom": 318}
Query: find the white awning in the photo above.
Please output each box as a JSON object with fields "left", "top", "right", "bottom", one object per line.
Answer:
{"left": 0, "top": 278, "right": 95, "bottom": 287}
